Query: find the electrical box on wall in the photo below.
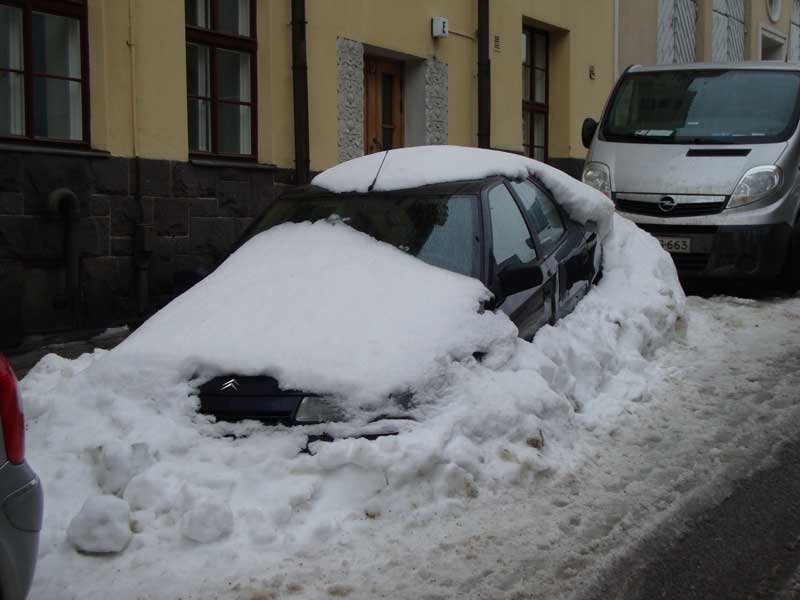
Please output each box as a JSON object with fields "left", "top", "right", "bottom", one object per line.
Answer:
{"left": 432, "top": 17, "right": 449, "bottom": 38}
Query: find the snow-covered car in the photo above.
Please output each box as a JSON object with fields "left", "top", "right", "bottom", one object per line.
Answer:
{"left": 191, "top": 154, "right": 601, "bottom": 426}
{"left": 0, "top": 355, "right": 42, "bottom": 600}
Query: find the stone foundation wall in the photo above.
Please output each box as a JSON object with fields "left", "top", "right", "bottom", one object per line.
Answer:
{"left": 0, "top": 149, "right": 281, "bottom": 350}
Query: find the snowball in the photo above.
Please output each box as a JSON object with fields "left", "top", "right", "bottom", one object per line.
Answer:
{"left": 180, "top": 499, "right": 235, "bottom": 544}
{"left": 67, "top": 495, "right": 132, "bottom": 554}
{"left": 92, "top": 442, "right": 153, "bottom": 496}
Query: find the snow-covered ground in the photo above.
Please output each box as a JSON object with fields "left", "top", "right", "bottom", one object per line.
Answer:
{"left": 16, "top": 147, "right": 800, "bottom": 599}
{"left": 22, "top": 286, "right": 800, "bottom": 600}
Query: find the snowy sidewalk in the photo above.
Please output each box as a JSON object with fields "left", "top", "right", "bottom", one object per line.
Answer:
{"left": 20, "top": 292, "right": 800, "bottom": 600}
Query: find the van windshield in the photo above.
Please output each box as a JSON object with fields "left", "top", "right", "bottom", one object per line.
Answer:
{"left": 603, "top": 69, "right": 800, "bottom": 144}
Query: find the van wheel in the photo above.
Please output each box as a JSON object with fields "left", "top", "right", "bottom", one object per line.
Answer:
{"left": 779, "top": 223, "right": 800, "bottom": 292}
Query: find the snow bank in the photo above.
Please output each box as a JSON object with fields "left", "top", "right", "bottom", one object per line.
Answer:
{"left": 112, "top": 221, "right": 517, "bottom": 407}
{"left": 312, "top": 145, "right": 616, "bottom": 236}
{"left": 21, "top": 147, "right": 685, "bottom": 599}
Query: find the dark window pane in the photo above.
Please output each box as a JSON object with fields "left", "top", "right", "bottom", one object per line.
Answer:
{"left": 382, "top": 73, "right": 393, "bottom": 125}
{"left": 522, "top": 110, "right": 530, "bottom": 146}
{"left": 522, "top": 31, "right": 529, "bottom": 65}
{"left": 0, "top": 71, "right": 24, "bottom": 136}
{"left": 534, "top": 112, "right": 546, "bottom": 147}
{"left": 33, "top": 77, "right": 82, "bottom": 140}
{"left": 186, "top": 43, "right": 210, "bottom": 97}
{"left": 218, "top": 102, "right": 251, "bottom": 154}
{"left": 217, "top": 48, "right": 251, "bottom": 102}
{"left": 534, "top": 33, "right": 547, "bottom": 69}
{"left": 488, "top": 184, "right": 537, "bottom": 270}
{"left": 510, "top": 181, "right": 565, "bottom": 255}
{"left": 0, "top": 5, "right": 23, "bottom": 70}
{"left": 32, "top": 12, "right": 81, "bottom": 78}
{"left": 188, "top": 97, "right": 211, "bottom": 151}
{"left": 186, "top": 0, "right": 210, "bottom": 28}
{"left": 216, "top": 0, "right": 250, "bottom": 36}
{"left": 534, "top": 68, "right": 546, "bottom": 104}
{"left": 523, "top": 66, "right": 531, "bottom": 102}
{"left": 246, "top": 194, "right": 480, "bottom": 277}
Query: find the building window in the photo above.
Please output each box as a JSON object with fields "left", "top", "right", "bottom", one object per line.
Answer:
{"left": 0, "top": 0, "right": 88, "bottom": 145}
{"left": 522, "top": 27, "right": 547, "bottom": 161}
{"left": 364, "top": 56, "right": 404, "bottom": 154}
{"left": 185, "top": 0, "right": 256, "bottom": 157}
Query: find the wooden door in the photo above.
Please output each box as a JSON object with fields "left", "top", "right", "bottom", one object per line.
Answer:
{"left": 364, "top": 56, "right": 404, "bottom": 154}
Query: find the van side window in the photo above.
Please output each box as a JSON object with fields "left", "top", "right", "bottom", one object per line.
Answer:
{"left": 510, "top": 180, "right": 565, "bottom": 256}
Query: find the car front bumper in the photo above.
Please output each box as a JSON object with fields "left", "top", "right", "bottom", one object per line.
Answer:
{"left": 0, "top": 460, "right": 43, "bottom": 600}
{"left": 634, "top": 221, "right": 793, "bottom": 279}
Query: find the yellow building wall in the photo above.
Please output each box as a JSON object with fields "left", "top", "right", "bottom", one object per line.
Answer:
{"left": 301, "top": 0, "right": 477, "bottom": 171}
{"left": 88, "top": 0, "right": 188, "bottom": 161}
{"left": 489, "top": 0, "right": 614, "bottom": 160}
{"left": 746, "top": 0, "right": 792, "bottom": 59}
{"left": 87, "top": 0, "right": 615, "bottom": 170}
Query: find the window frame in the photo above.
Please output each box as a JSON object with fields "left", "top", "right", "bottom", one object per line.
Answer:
{"left": 0, "top": 0, "right": 90, "bottom": 148}
{"left": 483, "top": 179, "right": 543, "bottom": 287}
{"left": 185, "top": 0, "right": 257, "bottom": 160}
{"left": 522, "top": 26, "right": 548, "bottom": 161}
{"left": 506, "top": 177, "right": 568, "bottom": 259}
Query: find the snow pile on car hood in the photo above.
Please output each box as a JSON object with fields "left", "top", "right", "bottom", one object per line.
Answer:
{"left": 313, "top": 145, "right": 615, "bottom": 236}
{"left": 112, "top": 220, "right": 516, "bottom": 406}
{"left": 20, "top": 150, "right": 685, "bottom": 599}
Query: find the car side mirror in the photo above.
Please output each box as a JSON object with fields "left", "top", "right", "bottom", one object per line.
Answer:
{"left": 498, "top": 263, "right": 544, "bottom": 297}
{"left": 581, "top": 118, "right": 598, "bottom": 149}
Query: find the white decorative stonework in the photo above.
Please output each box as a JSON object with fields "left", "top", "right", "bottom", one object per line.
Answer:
{"left": 337, "top": 38, "right": 364, "bottom": 163}
{"left": 424, "top": 59, "right": 448, "bottom": 145}
{"left": 657, "top": 0, "right": 698, "bottom": 64}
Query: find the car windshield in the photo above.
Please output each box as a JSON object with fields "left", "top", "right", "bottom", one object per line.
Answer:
{"left": 603, "top": 69, "right": 800, "bottom": 144}
{"left": 242, "top": 193, "right": 480, "bottom": 277}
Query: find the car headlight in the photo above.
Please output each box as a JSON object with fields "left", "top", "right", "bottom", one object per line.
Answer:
{"left": 727, "top": 165, "right": 782, "bottom": 209}
{"left": 582, "top": 162, "right": 612, "bottom": 197}
{"left": 294, "top": 396, "right": 345, "bottom": 424}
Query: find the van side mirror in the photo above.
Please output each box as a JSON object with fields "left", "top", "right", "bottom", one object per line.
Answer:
{"left": 498, "top": 263, "right": 544, "bottom": 297}
{"left": 581, "top": 118, "right": 598, "bottom": 149}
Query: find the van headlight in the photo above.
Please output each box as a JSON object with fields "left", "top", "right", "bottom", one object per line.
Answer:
{"left": 727, "top": 165, "right": 782, "bottom": 209}
{"left": 294, "top": 396, "right": 345, "bottom": 424}
{"left": 582, "top": 162, "right": 612, "bottom": 197}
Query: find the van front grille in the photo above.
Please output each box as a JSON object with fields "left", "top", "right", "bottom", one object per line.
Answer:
{"left": 615, "top": 198, "right": 726, "bottom": 217}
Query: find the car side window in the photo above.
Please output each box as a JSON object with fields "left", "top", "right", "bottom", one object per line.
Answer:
{"left": 488, "top": 184, "right": 537, "bottom": 274}
{"left": 510, "top": 180, "right": 566, "bottom": 256}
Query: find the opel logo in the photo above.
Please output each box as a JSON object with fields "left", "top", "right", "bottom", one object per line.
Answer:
{"left": 220, "top": 378, "right": 239, "bottom": 392}
{"left": 658, "top": 196, "right": 677, "bottom": 213}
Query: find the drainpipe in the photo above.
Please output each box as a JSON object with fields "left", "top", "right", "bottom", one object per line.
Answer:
{"left": 128, "top": 0, "right": 151, "bottom": 318}
{"left": 48, "top": 188, "right": 80, "bottom": 321}
{"left": 291, "top": 0, "right": 310, "bottom": 184}
{"left": 477, "top": 0, "right": 491, "bottom": 149}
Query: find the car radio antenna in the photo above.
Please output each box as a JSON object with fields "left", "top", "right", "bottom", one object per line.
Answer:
{"left": 368, "top": 150, "right": 389, "bottom": 192}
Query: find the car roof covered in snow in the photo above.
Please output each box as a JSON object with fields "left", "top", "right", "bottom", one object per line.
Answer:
{"left": 627, "top": 61, "right": 800, "bottom": 73}
{"left": 283, "top": 178, "right": 492, "bottom": 200}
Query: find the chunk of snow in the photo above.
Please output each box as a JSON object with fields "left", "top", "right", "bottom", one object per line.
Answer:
{"left": 66, "top": 495, "right": 132, "bottom": 554}
{"left": 91, "top": 442, "right": 153, "bottom": 496}
{"left": 311, "top": 145, "right": 615, "bottom": 237}
{"left": 180, "top": 499, "right": 234, "bottom": 543}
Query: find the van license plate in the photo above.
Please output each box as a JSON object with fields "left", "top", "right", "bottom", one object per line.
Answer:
{"left": 656, "top": 237, "right": 691, "bottom": 254}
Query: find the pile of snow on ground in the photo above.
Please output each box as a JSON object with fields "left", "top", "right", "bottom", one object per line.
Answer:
{"left": 22, "top": 147, "right": 684, "bottom": 599}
